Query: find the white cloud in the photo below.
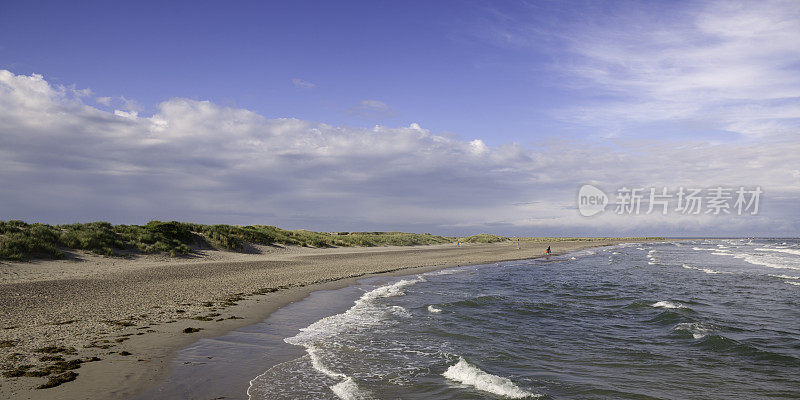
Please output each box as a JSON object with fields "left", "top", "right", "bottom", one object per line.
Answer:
{"left": 113, "top": 109, "right": 138, "bottom": 119}
{"left": 469, "top": 139, "right": 488, "bottom": 155}
{"left": 0, "top": 70, "right": 797, "bottom": 235}
{"left": 292, "top": 78, "right": 316, "bottom": 89}
{"left": 553, "top": 0, "right": 800, "bottom": 139}
{"left": 96, "top": 96, "right": 112, "bottom": 106}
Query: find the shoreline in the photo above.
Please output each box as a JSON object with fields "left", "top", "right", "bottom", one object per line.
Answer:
{"left": 134, "top": 263, "right": 461, "bottom": 400}
{"left": 0, "top": 240, "right": 659, "bottom": 399}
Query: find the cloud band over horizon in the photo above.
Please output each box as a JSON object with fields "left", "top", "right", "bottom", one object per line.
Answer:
{"left": 0, "top": 70, "right": 797, "bottom": 236}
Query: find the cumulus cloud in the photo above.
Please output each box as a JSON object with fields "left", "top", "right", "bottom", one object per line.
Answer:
{"left": 347, "top": 99, "right": 395, "bottom": 119}
{"left": 0, "top": 70, "right": 797, "bottom": 235}
{"left": 292, "top": 78, "right": 316, "bottom": 90}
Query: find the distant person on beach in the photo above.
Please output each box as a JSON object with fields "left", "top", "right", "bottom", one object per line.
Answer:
{"left": 546, "top": 246, "right": 551, "bottom": 254}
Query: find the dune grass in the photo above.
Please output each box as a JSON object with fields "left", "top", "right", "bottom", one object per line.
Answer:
{"left": 0, "top": 220, "right": 454, "bottom": 260}
{"left": 456, "top": 233, "right": 509, "bottom": 243}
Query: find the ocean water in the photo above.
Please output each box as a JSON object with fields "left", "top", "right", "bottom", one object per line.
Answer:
{"left": 248, "top": 239, "right": 800, "bottom": 399}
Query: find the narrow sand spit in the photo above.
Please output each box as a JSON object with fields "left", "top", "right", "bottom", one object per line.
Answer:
{"left": 0, "top": 240, "right": 649, "bottom": 399}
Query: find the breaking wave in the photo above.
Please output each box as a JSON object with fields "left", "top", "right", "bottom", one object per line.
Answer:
{"left": 443, "top": 357, "right": 541, "bottom": 399}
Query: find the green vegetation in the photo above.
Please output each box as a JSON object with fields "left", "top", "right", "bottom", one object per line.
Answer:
{"left": 457, "top": 234, "right": 509, "bottom": 243}
{"left": 0, "top": 220, "right": 453, "bottom": 260}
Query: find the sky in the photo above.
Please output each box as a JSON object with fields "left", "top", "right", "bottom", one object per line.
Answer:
{"left": 1, "top": 0, "right": 799, "bottom": 236}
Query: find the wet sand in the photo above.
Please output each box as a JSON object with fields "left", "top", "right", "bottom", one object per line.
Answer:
{"left": 0, "top": 240, "right": 651, "bottom": 399}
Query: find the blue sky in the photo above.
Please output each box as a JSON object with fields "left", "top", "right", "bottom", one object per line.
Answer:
{"left": 1, "top": 0, "right": 799, "bottom": 236}
{"left": 1, "top": 0, "right": 609, "bottom": 145}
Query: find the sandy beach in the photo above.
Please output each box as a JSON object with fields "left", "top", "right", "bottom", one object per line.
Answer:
{"left": 0, "top": 239, "right": 651, "bottom": 399}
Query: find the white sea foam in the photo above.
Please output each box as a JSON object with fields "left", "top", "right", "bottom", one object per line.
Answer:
{"left": 331, "top": 377, "right": 371, "bottom": 400}
{"left": 769, "top": 274, "right": 800, "bottom": 280}
{"left": 756, "top": 247, "right": 800, "bottom": 256}
{"left": 692, "top": 247, "right": 717, "bottom": 251}
{"left": 785, "top": 281, "right": 800, "bottom": 286}
{"left": 390, "top": 305, "right": 412, "bottom": 318}
{"left": 443, "top": 357, "right": 540, "bottom": 399}
{"left": 307, "top": 347, "right": 346, "bottom": 379}
{"left": 681, "top": 264, "right": 731, "bottom": 274}
{"left": 731, "top": 252, "right": 800, "bottom": 271}
{"left": 427, "top": 268, "right": 462, "bottom": 276}
{"left": 287, "top": 276, "right": 425, "bottom": 345}
{"left": 282, "top": 276, "right": 425, "bottom": 399}
{"left": 674, "top": 322, "right": 710, "bottom": 339}
{"left": 652, "top": 301, "right": 684, "bottom": 309}
{"left": 358, "top": 277, "right": 425, "bottom": 303}
{"left": 428, "top": 305, "right": 442, "bottom": 313}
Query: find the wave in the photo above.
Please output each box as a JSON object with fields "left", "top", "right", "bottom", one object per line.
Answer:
{"left": 731, "top": 253, "right": 800, "bottom": 271}
{"left": 428, "top": 305, "right": 443, "bottom": 313}
{"left": 652, "top": 301, "right": 685, "bottom": 309}
{"left": 443, "top": 357, "right": 541, "bottom": 399}
{"left": 674, "top": 322, "right": 711, "bottom": 339}
{"left": 358, "top": 277, "right": 425, "bottom": 304}
{"left": 648, "top": 310, "right": 690, "bottom": 325}
{"left": 768, "top": 274, "right": 800, "bottom": 279}
{"left": 756, "top": 247, "right": 800, "bottom": 256}
{"left": 694, "top": 335, "right": 800, "bottom": 366}
{"left": 681, "top": 264, "right": 731, "bottom": 275}
{"left": 330, "top": 377, "right": 371, "bottom": 400}
{"left": 425, "top": 268, "right": 467, "bottom": 276}
{"left": 785, "top": 281, "right": 800, "bottom": 286}
{"left": 277, "top": 276, "right": 425, "bottom": 399}
{"left": 624, "top": 300, "right": 655, "bottom": 309}
{"left": 287, "top": 277, "right": 424, "bottom": 346}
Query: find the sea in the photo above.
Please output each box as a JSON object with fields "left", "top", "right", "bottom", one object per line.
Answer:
{"left": 246, "top": 239, "right": 800, "bottom": 399}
